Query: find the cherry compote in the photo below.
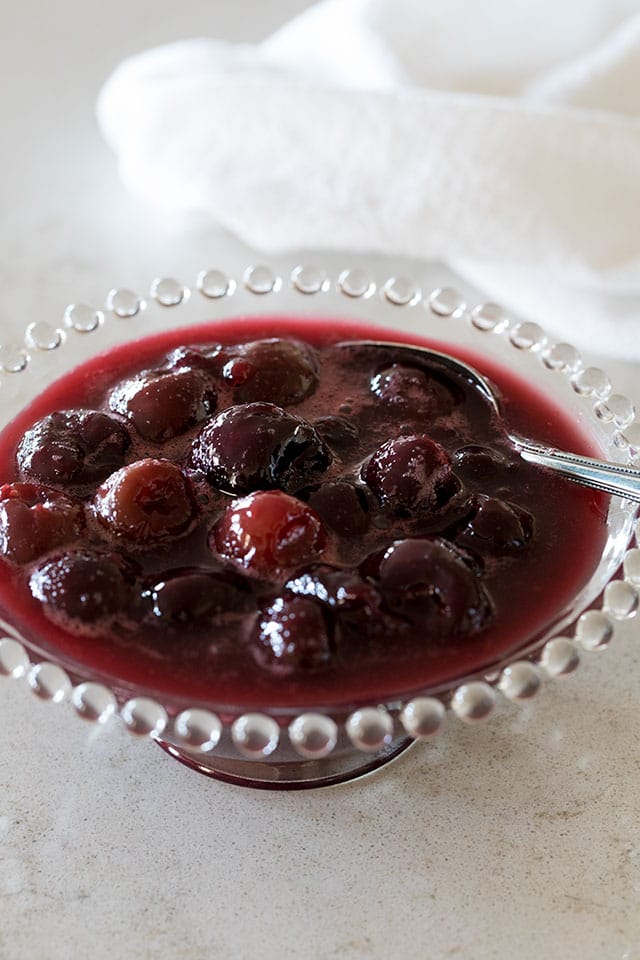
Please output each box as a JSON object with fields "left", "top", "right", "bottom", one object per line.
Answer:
{"left": 0, "top": 319, "right": 608, "bottom": 709}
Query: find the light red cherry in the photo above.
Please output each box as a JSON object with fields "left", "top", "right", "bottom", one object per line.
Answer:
{"left": 94, "top": 459, "right": 197, "bottom": 546}
{"left": 212, "top": 490, "right": 326, "bottom": 578}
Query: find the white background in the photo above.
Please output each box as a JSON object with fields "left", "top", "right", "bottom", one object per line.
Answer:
{"left": 1, "top": 4, "right": 639, "bottom": 959}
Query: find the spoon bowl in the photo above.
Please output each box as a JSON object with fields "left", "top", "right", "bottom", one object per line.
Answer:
{"left": 342, "top": 339, "right": 640, "bottom": 504}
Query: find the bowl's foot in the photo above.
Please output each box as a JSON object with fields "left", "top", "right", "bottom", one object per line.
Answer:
{"left": 155, "top": 734, "right": 416, "bottom": 790}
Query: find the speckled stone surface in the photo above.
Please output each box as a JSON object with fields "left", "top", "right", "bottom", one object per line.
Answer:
{"left": 1, "top": 4, "right": 639, "bottom": 959}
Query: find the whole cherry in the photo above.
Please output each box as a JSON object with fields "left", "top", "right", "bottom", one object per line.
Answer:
{"left": 213, "top": 490, "right": 326, "bottom": 578}
{"left": 94, "top": 459, "right": 198, "bottom": 547}
{"left": 0, "top": 482, "right": 84, "bottom": 564}
{"left": 362, "top": 537, "right": 491, "bottom": 638}
{"left": 109, "top": 366, "right": 217, "bottom": 442}
{"left": 192, "top": 402, "right": 330, "bottom": 495}
{"left": 17, "top": 409, "right": 131, "bottom": 485}
{"left": 223, "top": 338, "right": 319, "bottom": 406}
{"left": 30, "top": 548, "right": 138, "bottom": 624}
{"left": 252, "top": 596, "right": 333, "bottom": 674}
{"left": 363, "top": 434, "right": 459, "bottom": 515}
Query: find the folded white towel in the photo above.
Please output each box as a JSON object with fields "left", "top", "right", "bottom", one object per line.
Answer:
{"left": 97, "top": 0, "right": 640, "bottom": 358}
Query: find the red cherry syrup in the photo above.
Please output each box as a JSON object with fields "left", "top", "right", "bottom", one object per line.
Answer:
{"left": 0, "top": 317, "right": 608, "bottom": 711}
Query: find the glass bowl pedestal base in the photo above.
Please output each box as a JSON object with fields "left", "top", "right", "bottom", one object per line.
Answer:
{"left": 156, "top": 731, "right": 416, "bottom": 790}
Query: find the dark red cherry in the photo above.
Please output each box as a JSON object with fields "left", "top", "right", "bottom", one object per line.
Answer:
{"left": 94, "top": 459, "right": 197, "bottom": 546}
{"left": 313, "top": 416, "right": 360, "bottom": 453}
{"left": 213, "top": 490, "right": 326, "bottom": 578}
{"left": 148, "top": 569, "right": 250, "bottom": 624}
{"left": 285, "top": 565, "right": 388, "bottom": 646}
{"left": 362, "top": 538, "right": 491, "bottom": 637}
{"left": 286, "top": 564, "right": 381, "bottom": 612}
{"left": 17, "top": 410, "right": 130, "bottom": 485}
{"left": 252, "top": 596, "right": 333, "bottom": 674}
{"left": 371, "top": 363, "right": 453, "bottom": 417}
{"left": 109, "top": 366, "right": 216, "bottom": 442}
{"left": 223, "top": 339, "right": 319, "bottom": 406}
{"left": 362, "top": 435, "right": 459, "bottom": 514}
{"left": 0, "top": 482, "right": 84, "bottom": 564}
{"left": 456, "top": 495, "right": 533, "bottom": 554}
{"left": 192, "top": 402, "right": 330, "bottom": 495}
{"left": 164, "top": 344, "right": 224, "bottom": 374}
{"left": 29, "top": 548, "right": 137, "bottom": 624}
{"left": 303, "top": 480, "right": 371, "bottom": 536}
{"left": 454, "top": 445, "right": 510, "bottom": 480}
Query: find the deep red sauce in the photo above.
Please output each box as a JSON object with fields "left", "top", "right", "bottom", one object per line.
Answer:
{"left": 0, "top": 316, "right": 608, "bottom": 711}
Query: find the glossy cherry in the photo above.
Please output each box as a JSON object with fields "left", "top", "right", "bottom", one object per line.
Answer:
{"left": 313, "top": 415, "right": 360, "bottom": 454}
{"left": 0, "top": 482, "right": 84, "bottom": 564}
{"left": 192, "top": 402, "right": 330, "bottom": 495}
{"left": 362, "top": 434, "right": 459, "bottom": 514}
{"left": 109, "top": 367, "right": 216, "bottom": 442}
{"left": 223, "top": 338, "right": 319, "bottom": 406}
{"left": 371, "top": 363, "right": 454, "bottom": 418}
{"left": 94, "top": 459, "right": 197, "bottom": 546}
{"left": 456, "top": 495, "right": 533, "bottom": 555}
{"left": 164, "top": 344, "right": 224, "bottom": 374}
{"left": 362, "top": 537, "right": 491, "bottom": 637}
{"left": 454, "top": 445, "right": 510, "bottom": 480}
{"left": 213, "top": 490, "right": 326, "bottom": 578}
{"left": 17, "top": 410, "right": 130, "bottom": 485}
{"left": 148, "top": 569, "right": 250, "bottom": 625}
{"left": 253, "top": 596, "right": 333, "bottom": 674}
{"left": 285, "top": 564, "right": 389, "bottom": 645}
{"left": 29, "top": 548, "right": 137, "bottom": 624}
{"left": 285, "top": 564, "right": 382, "bottom": 616}
{"left": 303, "top": 480, "right": 371, "bottom": 536}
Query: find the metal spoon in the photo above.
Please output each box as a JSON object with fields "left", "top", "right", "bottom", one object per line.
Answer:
{"left": 341, "top": 340, "right": 640, "bottom": 503}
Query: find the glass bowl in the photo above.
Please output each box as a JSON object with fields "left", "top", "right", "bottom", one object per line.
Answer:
{"left": 0, "top": 260, "right": 638, "bottom": 790}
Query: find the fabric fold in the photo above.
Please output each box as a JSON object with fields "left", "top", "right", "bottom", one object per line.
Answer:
{"left": 97, "top": 0, "right": 640, "bottom": 357}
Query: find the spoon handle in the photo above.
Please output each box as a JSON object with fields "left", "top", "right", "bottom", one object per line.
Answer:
{"left": 515, "top": 439, "right": 640, "bottom": 503}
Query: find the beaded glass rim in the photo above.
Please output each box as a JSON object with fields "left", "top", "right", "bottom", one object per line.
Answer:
{"left": 0, "top": 260, "right": 639, "bottom": 763}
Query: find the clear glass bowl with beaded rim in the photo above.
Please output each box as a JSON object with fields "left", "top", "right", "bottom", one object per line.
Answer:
{"left": 0, "top": 260, "right": 638, "bottom": 790}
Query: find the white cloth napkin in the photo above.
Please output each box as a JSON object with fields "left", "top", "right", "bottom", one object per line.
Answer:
{"left": 97, "top": 0, "right": 640, "bottom": 359}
